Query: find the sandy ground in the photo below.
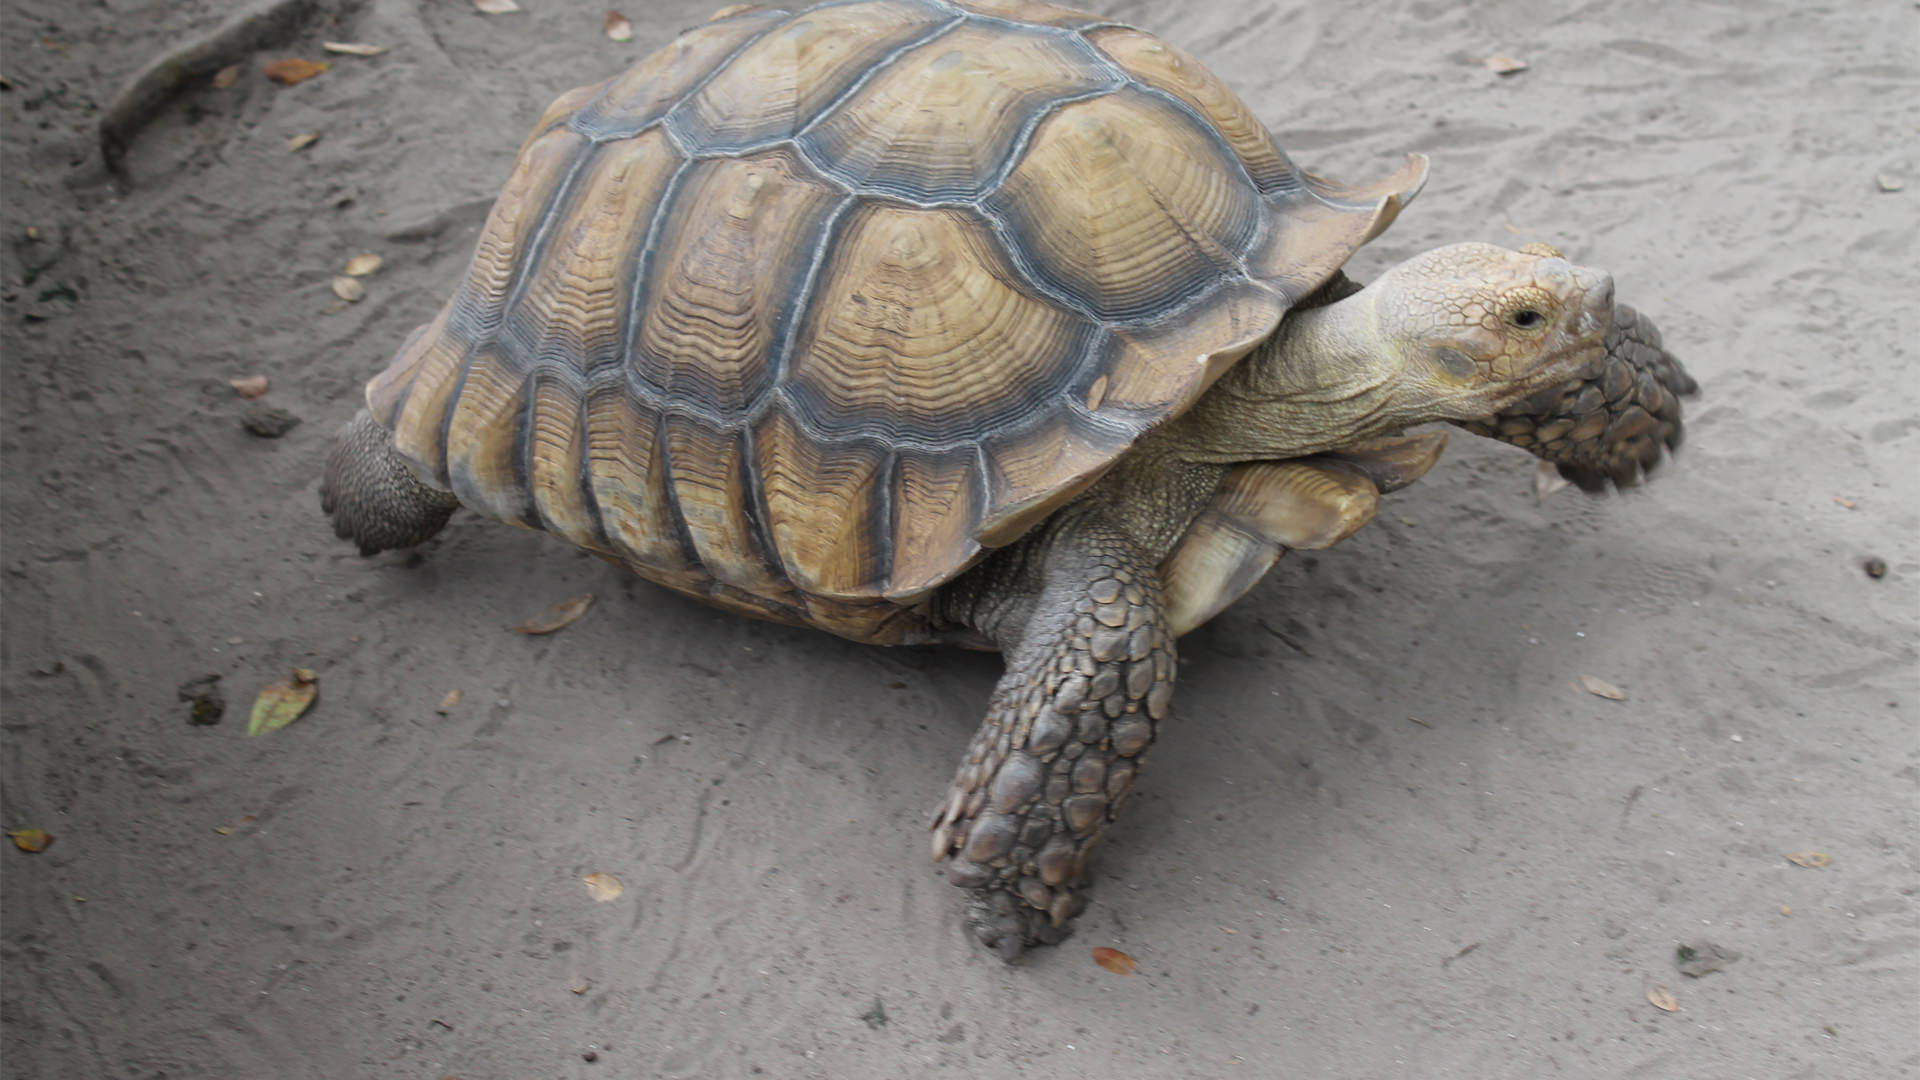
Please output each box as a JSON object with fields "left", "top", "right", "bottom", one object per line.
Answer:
{"left": 2, "top": 1, "right": 1916, "bottom": 1077}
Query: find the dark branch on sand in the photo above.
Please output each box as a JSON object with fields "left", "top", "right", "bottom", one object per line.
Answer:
{"left": 98, "top": 0, "right": 357, "bottom": 177}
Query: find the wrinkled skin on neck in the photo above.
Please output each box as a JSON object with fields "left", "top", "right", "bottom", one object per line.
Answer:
{"left": 1166, "top": 242, "right": 1615, "bottom": 462}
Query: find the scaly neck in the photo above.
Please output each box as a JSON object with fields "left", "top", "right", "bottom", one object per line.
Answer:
{"left": 1164, "top": 289, "right": 1405, "bottom": 463}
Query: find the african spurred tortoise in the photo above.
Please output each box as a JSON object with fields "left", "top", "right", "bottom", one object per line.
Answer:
{"left": 322, "top": 0, "right": 1695, "bottom": 959}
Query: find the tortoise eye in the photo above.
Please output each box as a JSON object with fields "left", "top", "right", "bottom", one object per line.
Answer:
{"left": 1508, "top": 309, "right": 1546, "bottom": 330}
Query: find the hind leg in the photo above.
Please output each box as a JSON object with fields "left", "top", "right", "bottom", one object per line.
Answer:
{"left": 320, "top": 410, "right": 459, "bottom": 555}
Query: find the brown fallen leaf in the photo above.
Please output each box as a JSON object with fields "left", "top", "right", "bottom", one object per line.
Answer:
{"left": 229, "top": 374, "right": 269, "bottom": 399}
{"left": 262, "top": 58, "right": 329, "bottom": 86}
{"left": 1091, "top": 946, "right": 1136, "bottom": 975}
{"left": 516, "top": 593, "right": 594, "bottom": 634}
{"left": 248, "top": 668, "right": 318, "bottom": 736}
{"left": 286, "top": 132, "right": 320, "bottom": 152}
{"left": 8, "top": 828, "right": 53, "bottom": 853}
{"left": 1579, "top": 674, "right": 1628, "bottom": 701}
{"left": 1533, "top": 459, "right": 1571, "bottom": 503}
{"left": 1785, "top": 851, "right": 1831, "bottom": 869}
{"left": 1483, "top": 54, "right": 1528, "bottom": 76}
{"left": 211, "top": 64, "right": 242, "bottom": 89}
{"left": 583, "top": 872, "right": 623, "bottom": 902}
{"left": 474, "top": 0, "right": 522, "bottom": 12}
{"left": 605, "top": 11, "right": 634, "bottom": 41}
{"left": 343, "top": 253, "right": 383, "bottom": 277}
{"left": 436, "top": 689, "right": 463, "bottom": 715}
{"left": 331, "top": 275, "right": 366, "bottom": 302}
{"left": 322, "top": 42, "right": 388, "bottom": 57}
{"left": 1646, "top": 983, "right": 1679, "bottom": 1012}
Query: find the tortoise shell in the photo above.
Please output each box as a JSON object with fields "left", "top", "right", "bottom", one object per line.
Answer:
{"left": 363, "top": 0, "right": 1425, "bottom": 644}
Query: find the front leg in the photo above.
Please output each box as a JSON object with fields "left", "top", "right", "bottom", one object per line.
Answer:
{"left": 932, "top": 516, "right": 1175, "bottom": 961}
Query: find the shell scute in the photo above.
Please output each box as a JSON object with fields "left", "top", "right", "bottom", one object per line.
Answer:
{"left": 669, "top": 1, "right": 955, "bottom": 152}
{"left": 784, "top": 202, "right": 1097, "bottom": 446}
{"left": 570, "top": 7, "right": 790, "bottom": 140}
{"left": 797, "top": 20, "right": 1122, "bottom": 202}
{"left": 635, "top": 149, "right": 845, "bottom": 413}
{"left": 983, "top": 88, "right": 1262, "bottom": 321}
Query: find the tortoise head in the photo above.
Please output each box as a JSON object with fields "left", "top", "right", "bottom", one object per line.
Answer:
{"left": 1372, "top": 241, "right": 1613, "bottom": 420}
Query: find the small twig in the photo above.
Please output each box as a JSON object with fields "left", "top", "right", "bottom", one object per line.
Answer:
{"left": 98, "top": 0, "right": 355, "bottom": 176}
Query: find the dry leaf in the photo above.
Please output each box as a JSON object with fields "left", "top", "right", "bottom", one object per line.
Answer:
{"left": 1579, "top": 674, "right": 1627, "bottom": 701}
{"left": 583, "top": 872, "right": 624, "bottom": 901}
{"left": 331, "top": 275, "right": 366, "bottom": 302}
{"left": 262, "top": 58, "right": 329, "bottom": 86}
{"left": 322, "top": 42, "right": 388, "bottom": 57}
{"left": 1533, "top": 459, "right": 1571, "bottom": 502}
{"left": 1091, "top": 946, "right": 1136, "bottom": 975}
{"left": 1482, "top": 54, "right": 1528, "bottom": 75}
{"left": 436, "top": 689, "right": 462, "bottom": 715}
{"left": 343, "top": 253, "right": 383, "bottom": 276}
{"left": 229, "top": 375, "right": 269, "bottom": 399}
{"left": 286, "top": 132, "right": 320, "bottom": 152}
{"left": 605, "top": 11, "right": 634, "bottom": 41}
{"left": 474, "top": 0, "right": 521, "bottom": 12}
{"left": 1785, "top": 851, "right": 1831, "bottom": 869}
{"left": 8, "top": 828, "right": 53, "bottom": 853}
{"left": 248, "top": 668, "right": 318, "bottom": 736}
{"left": 516, "top": 593, "right": 594, "bottom": 634}
{"left": 211, "top": 64, "right": 242, "bottom": 89}
{"left": 1646, "top": 983, "right": 1679, "bottom": 1012}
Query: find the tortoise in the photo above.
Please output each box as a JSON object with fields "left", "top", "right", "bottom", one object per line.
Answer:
{"left": 320, "top": 0, "right": 1696, "bottom": 959}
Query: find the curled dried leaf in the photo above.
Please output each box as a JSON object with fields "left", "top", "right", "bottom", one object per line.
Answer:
{"left": 8, "top": 828, "right": 53, "bottom": 853}
{"left": 1482, "top": 54, "right": 1528, "bottom": 75}
{"left": 249, "top": 670, "right": 318, "bottom": 735}
{"left": 583, "top": 872, "right": 623, "bottom": 902}
{"left": 229, "top": 374, "right": 269, "bottom": 399}
{"left": 474, "top": 0, "right": 521, "bottom": 12}
{"left": 1091, "top": 946, "right": 1136, "bottom": 975}
{"left": 436, "top": 689, "right": 462, "bottom": 715}
{"left": 211, "top": 64, "right": 242, "bottom": 89}
{"left": 343, "top": 253, "right": 383, "bottom": 276}
{"left": 322, "top": 42, "right": 388, "bottom": 57}
{"left": 1579, "top": 674, "right": 1627, "bottom": 701}
{"left": 605, "top": 11, "right": 634, "bottom": 41}
{"left": 516, "top": 593, "right": 594, "bottom": 634}
{"left": 1785, "top": 851, "right": 1831, "bottom": 869}
{"left": 286, "top": 132, "right": 320, "bottom": 152}
{"left": 1646, "top": 983, "right": 1679, "bottom": 1012}
{"left": 331, "top": 275, "right": 366, "bottom": 302}
{"left": 262, "top": 58, "right": 329, "bottom": 86}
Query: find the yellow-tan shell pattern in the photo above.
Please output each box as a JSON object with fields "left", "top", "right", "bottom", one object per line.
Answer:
{"left": 364, "top": 0, "right": 1425, "bottom": 644}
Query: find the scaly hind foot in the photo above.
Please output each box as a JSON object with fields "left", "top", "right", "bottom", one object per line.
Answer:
{"left": 320, "top": 409, "right": 459, "bottom": 555}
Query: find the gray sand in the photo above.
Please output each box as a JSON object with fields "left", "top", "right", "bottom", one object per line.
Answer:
{"left": 3, "top": 1, "right": 1915, "bottom": 1076}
